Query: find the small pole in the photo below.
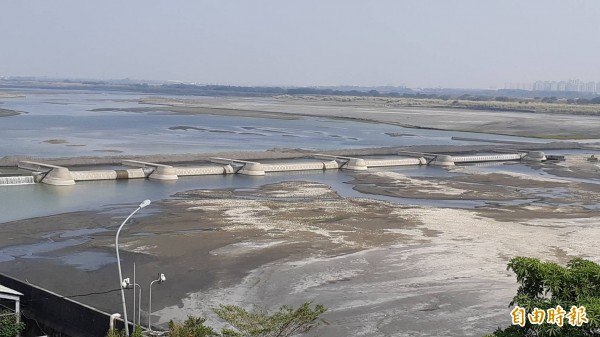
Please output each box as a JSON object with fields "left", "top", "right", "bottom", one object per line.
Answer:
{"left": 133, "top": 263, "right": 136, "bottom": 327}
{"left": 15, "top": 298, "right": 20, "bottom": 337}
{"left": 137, "top": 284, "right": 142, "bottom": 325}
{"left": 15, "top": 298, "right": 20, "bottom": 323}
{"left": 148, "top": 280, "right": 153, "bottom": 330}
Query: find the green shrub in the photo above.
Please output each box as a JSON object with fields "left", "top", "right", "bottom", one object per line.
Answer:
{"left": 105, "top": 324, "right": 143, "bottom": 337}
{"left": 168, "top": 316, "right": 219, "bottom": 337}
{"left": 214, "top": 302, "right": 327, "bottom": 337}
{"left": 0, "top": 311, "right": 25, "bottom": 337}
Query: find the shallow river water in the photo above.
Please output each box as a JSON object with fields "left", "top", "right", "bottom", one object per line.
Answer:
{"left": 0, "top": 89, "right": 592, "bottom": 224}
{"left": 0, "top": 89, "right": 550, "bottom": 157}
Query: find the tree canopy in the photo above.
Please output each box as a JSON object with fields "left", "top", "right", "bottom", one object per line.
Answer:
{"left": 486, "top": 257, "right": 600, "bottom": 337}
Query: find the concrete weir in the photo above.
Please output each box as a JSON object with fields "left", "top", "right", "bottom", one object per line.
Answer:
{"left": 314, "top": 155, "right": 365, "bottom": 171}
{"left": 209, "top": 158, "right": 266, "bottom": 176}
{"left": 175, "top": 165, "right": 234, "bottom": 176}
{"left": 398, "top": 150, "right": 546, "bottom": 167}
{"left": 14, "top": 151, "right": 547, "bottom": 186}
{"left": 17, "top": 161, "right": 75, "bottom": 186}
{"left": 262, "top": 160, "right": 339, "bottom": 172}
{"left": 123, "top": 160, "right": 178, "bottom": 180}
{"left": 70, "top": 169, "right": 146, "bottom": 181}
{"left": 451, "top": 154, "right": 523, "bottom": 162}
{"left": 430, "top": 155, "right": 456, "bottom": 166}
{"left": 364, "top": 158, "right": 427, "bottom": 167}
{"left": 523, "top": 151, "right": 547, "bottom": 161}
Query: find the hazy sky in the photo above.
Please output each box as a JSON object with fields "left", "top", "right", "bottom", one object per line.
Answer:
{"left": 1, "top": 1, "right": 599, "bottom": 88}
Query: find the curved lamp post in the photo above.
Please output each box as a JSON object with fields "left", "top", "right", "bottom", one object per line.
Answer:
{"left": 148, "top": 273, "right": 166, "bottom": 330}
{"left": 116, "top": 199, "right": 151, "bottom": 336}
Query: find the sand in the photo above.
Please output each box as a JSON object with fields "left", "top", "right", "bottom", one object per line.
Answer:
{"left": 131, "top": 96, "right": 600, "bottom": 140}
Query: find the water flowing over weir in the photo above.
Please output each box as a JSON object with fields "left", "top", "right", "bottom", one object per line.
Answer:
{"left": 0, "top": 176, "right": 35, "bottom": 186}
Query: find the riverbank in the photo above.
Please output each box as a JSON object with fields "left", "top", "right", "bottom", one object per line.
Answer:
{"left": 130, "top": 96, "right": 600, "bottom": 140}
{"left": 278, "top": 95, "right": 600, "bottom": 115}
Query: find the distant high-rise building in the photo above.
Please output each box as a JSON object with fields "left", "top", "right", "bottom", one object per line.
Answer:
{"left": 510, "top": 79, "right": 600, "bottom": 93}
{"left": 558, "top": 81, "right": 567, "bottom": 91}
{"left": 566, "top": 79, "right": 579, "bottom": 92}
{"left": 585, "top": 81, "right": 596, "bottom": 93}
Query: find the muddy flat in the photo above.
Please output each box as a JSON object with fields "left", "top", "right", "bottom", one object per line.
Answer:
{"left": 135, "top": 96, "right": 600, "bottom": 139}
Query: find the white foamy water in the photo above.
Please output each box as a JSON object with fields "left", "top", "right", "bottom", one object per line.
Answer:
{"left": 0, "top": 176, "right": 35, "bottom": 186}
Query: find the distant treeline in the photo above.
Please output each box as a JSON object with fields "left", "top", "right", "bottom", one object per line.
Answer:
{"left": 147, "top": 83, "right": 417, "bottom": 97}
{"left": 450, "top": 94, "right": 600, "bottom": 105}
{"left": 0, "top": 80, "right": 413, "bottom": 97}
{"left": 3, "top": 79, "right": 600, "bottom": 104}
{"left": 143, "top": 84, "right": 600, "bottom": 104}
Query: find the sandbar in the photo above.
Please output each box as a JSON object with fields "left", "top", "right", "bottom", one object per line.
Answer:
{"left": 0, "top": 108, "right": 21, "bottom": 117}
{"left": 132, "top": 96, "right": 600, "bottom": 140}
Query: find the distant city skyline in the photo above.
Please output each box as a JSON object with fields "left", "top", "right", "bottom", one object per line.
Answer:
{"left": 5, "top": 74, "right": 600, "bottom": 95}
{"left": 2, "top": 1, "right": 600, "bottom": 89}
{"left": 505, "top": 79, "right": 600, "bottom": 93}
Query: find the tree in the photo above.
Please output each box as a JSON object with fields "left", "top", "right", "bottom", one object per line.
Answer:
{"left": 105, "top": 324, "right": 143, "bottom": 337}
{"left": 168, "top": 316, "right": 219, "bottom": 337}
{"left": 214, "top": 302, "right": 327, "bottom": 337}
{"left": 109, "top": 302, "right": 326, "bottom": 337}
{"left": 486, "top": 257, "right": 600, "bottom": 336}
{"left": 105, "top": 328, "right": 125, "bottom": 337}
{"left": 0, "top": 311, "right": 24, "bottom": 337}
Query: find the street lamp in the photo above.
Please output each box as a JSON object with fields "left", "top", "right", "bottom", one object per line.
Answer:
{"left": 116, "top": 199, "right": 151, "bottom": 336}
{"left": 148, "top": 273, "right": 166, "bottom": 330}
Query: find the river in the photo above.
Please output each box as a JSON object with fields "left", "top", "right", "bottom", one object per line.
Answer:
{"left": 0, "top": 88, "right": 586, "bottom": 224}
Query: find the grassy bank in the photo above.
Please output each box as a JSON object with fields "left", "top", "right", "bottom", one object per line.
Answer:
{"left": 279, "top": 95, "right": 600, "bottom": 115}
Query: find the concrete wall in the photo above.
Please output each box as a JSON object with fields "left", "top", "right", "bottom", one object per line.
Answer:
{"left": 451, "top": 154, "right": 522, "bottom": 163}
{"left": 262, "top": 161, "right": 339, "bottom": 172}
{"left": 364, "top": 158, "right": 425, "bottom": 167}
{"left": 0, "top": 273, "right": 130, "bottom": 337}
{"left": 175, "top": 165, "right": 233, "bottom": 176}
{"left": 71, "top": 169, "right": 146, "bottom": 181}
